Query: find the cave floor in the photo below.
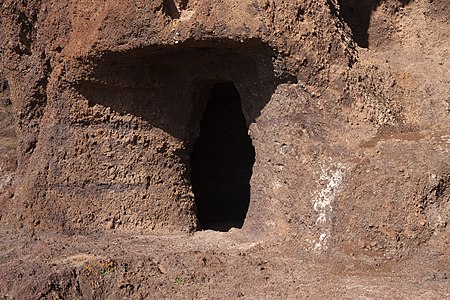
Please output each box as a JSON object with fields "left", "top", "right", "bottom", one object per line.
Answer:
{"left": 0, "top": 229, "right": 448, "bottom": 299}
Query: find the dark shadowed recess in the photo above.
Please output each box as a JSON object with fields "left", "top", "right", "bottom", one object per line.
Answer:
{"left": 74, "top": 39, "right": 296, "bottom": 231}
{"left": 338, "top": 0, "right": 412, "bottom": 48}
{"left": 74, "top": 39, "right": 296, "bottom": 142}
{"left": 191, "top": 82, "right": 255, "bottom": 231}
{"left": 162, "top": 0, "right": 189, "bottom": 19}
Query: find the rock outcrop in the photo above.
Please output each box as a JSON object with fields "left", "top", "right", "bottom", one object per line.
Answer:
{"left": 0, "top": 0, "right": 448, "bottom": 259}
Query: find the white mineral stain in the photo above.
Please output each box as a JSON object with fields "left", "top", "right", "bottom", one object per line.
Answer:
{"left": 312, "top": 163, "right": 346, "bottom": 251}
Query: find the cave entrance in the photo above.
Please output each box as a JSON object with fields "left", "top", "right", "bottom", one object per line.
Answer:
{"left": 191, "top": 82, "right": 255, "bottom": 232}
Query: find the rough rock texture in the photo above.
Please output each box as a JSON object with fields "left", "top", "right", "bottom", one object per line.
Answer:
{"left": 1, "top": 0, "right": 356, "bottom": 235}
{"left": 0, "top": 0, "right": 449, "bottom": 298}
{"left": 0, "top": 73, "right": 16, "bottom": 203}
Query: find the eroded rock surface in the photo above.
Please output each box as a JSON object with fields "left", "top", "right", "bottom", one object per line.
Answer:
{"left": 0, "top": 0, "right": 449, "bottom": 298}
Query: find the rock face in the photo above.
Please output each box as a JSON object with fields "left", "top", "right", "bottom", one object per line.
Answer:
{"left": 0, "top": 0, "right": 449, "bottom": 261}
{"left": 0, "top": 75, "right": 16, "bottom": 204}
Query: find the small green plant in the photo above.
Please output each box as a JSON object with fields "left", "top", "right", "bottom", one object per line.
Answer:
{"left": 101, "top": 260, "right": 117, "bottom": 276}
{"left": 174, "top": 277, "right": 185, "bottom": 285}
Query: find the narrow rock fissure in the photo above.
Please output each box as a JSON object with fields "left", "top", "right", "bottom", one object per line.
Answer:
{"left": 190, "top": 82, "right": 255, "bottom": 232}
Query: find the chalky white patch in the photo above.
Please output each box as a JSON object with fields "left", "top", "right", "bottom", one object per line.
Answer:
{"left": 312, "top": 163, "right": 346, "bottom": 251}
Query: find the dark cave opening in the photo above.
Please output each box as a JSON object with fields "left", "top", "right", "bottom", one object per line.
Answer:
{"left": 190, "top": 82, "right": 255, "bottom": 232}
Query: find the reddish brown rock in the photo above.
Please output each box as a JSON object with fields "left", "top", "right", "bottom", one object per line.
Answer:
{"left": 0, "top": 0, "right": 448, "bottom": 298}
